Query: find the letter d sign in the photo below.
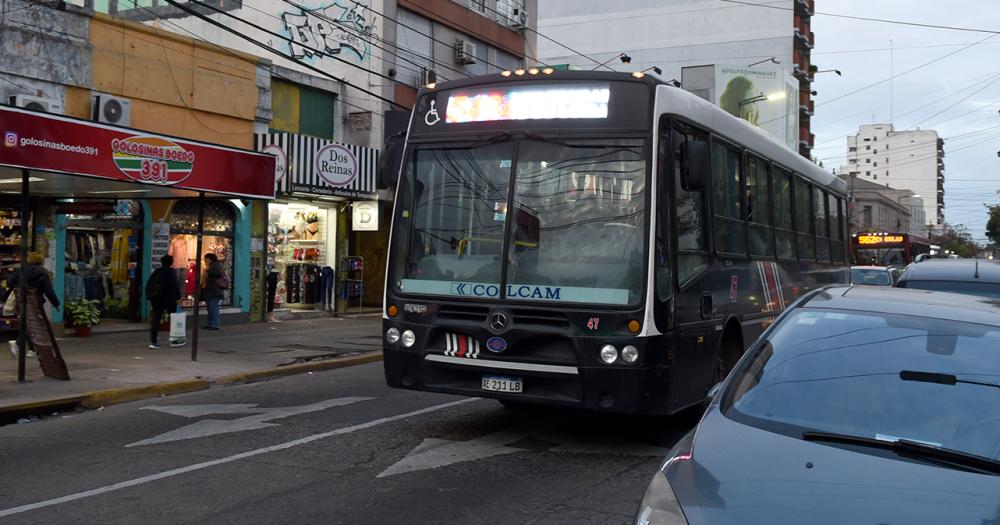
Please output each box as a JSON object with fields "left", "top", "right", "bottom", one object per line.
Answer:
{"left": 352, "top": 201, "right": 379, "bottom": 231}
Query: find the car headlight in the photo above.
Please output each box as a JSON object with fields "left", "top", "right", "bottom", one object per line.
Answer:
{"left": 635, "top": 470, "right": 688, "bottom": 525}
{"left": 385, "top": 327, "right": 400, "bottom": 345}
{"left": 599, "top": 344, "right": 618, "bottom": 364}
{"left": 401, "top": 329, "right": 416, "bottom": 348}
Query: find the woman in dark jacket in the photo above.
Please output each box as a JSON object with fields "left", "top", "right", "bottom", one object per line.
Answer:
{"left": 7, "top": 251, "right": 60, "bottom": 310}
{"left": 146, "top": 254, "right": 183, "bottom": 349}
{"left": 201, "top": 253, "right": 225, "bottom": 330}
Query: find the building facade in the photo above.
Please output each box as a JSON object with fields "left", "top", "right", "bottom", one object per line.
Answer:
{"left": 839, "top": 123, "right": 945, "bottom": 227}
{"left": 536, "top": 0, "right": 816, "bottom": 158}
{"left": 841, "top": 177, "right": 917, "bottom": 236}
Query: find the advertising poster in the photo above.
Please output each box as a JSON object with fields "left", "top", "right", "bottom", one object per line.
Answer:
{"left": 715, "top": 65, "right": 799, "bottom": 151}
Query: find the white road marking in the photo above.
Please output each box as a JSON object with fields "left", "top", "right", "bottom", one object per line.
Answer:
{"left": 128, "top": 397, "right": 374, "bottom": 447}
{"left": 0, "top": 398, "right": 479, "bottom": 518}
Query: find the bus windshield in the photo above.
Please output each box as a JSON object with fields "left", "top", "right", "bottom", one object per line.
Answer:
{"left": 393, "top": 138, "right": 647, "bottom": 306}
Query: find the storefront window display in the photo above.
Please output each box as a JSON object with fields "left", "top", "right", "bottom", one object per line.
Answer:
{"left": 267, "top": 202, "right": 337, "bottom": 310}
{"left": 169, "top": 200, "right": 235, "bottom": 307}
{"left": 64, "top": 200, "right": 142, "bottom": 320}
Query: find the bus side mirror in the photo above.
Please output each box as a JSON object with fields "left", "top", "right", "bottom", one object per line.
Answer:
{"left": 681, "top": 140, "right": 709, "bottom": 191}
{"left": 377, "top": 132, "right": 406, "bottom": 190}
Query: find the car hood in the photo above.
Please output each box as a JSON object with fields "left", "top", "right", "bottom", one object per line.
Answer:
{"left": 666, "top": 408, "right": 1000, "bottom": 525}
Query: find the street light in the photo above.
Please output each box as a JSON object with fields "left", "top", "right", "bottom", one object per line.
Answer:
{"left": 815, "top": 69, "right": 842, "bottom": 76}
{"left": 631, "top": 66, "right": 663, "bottom": 79}
{"left": 738, "top": 91, "right": 786, "bottom": 110}
{"left": 748, "top": 57, "right": 780, "bottom": 67}
{"left": 592, "top": 52, "right": 631, "bottom": 71}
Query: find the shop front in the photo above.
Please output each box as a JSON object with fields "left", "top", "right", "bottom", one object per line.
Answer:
{"left": 0, "top": 104, "right": 275, "bottom": 380}
{"left": 255, "top": 132, "right": 379, "bottom": 314}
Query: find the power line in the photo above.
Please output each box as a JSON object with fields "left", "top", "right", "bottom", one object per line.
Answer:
{"left": 904, "top": 79, "right": 1000, "bottom": 130}
{"left": 719, "top": 0, "right": 1000, "bottom": 34}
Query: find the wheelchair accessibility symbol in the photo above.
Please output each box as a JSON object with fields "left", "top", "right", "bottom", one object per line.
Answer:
{"left": 424, "top": 100, "right": 441, "bottom": 126}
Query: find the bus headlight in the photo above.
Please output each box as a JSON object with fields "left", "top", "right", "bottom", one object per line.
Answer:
{"left": 385, "top": 327, "right": 400, "bottom": 345}
{"left": 599, "top": 345, "right": 618, "bottom": 364}
{"left": 401, "top": 330, "right": 416, "bottom": 348}
{"left": 621, "top": 345, "right": 639, "bottom": 363}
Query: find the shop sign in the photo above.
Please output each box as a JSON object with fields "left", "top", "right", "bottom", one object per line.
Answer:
{"left": 151, "top": 222, "right": 171, "bottom": 269}
{"left": 352, "top": 201, "right": 378, "bottom": 231}
{"left": 314, "top": 143, "right": 358, "bottom": 186}
{"left": 0, "top": 106, "right": 276, "bottom": 199}
{"left": 261, "top": 144, "right": 287, "bottom": 184}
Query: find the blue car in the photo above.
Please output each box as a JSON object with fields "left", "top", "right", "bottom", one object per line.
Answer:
{"left": 636, "top": 286, "right": 1000, "bottom": 525}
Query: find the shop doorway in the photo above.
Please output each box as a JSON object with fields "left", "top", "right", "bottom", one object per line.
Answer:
{"left": 168, "top": 199, "right": 236, "bottom": 308}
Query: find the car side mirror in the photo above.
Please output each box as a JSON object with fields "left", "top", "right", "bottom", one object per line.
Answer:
{"left": 377, "top": 132, "right": 406, "bottom": 190}
{"left": 681, "top": 140, "right": 709, "bottom": 191}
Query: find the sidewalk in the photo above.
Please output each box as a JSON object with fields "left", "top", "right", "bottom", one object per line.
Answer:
{"left": 0, "top": 317, "right": 383, "bottom": 420}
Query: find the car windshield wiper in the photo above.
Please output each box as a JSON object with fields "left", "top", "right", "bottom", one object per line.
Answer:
{"left": 900, "top": 370, "right": 1000, "bottom": 390}
{"left": 802, "top": 430, "right": 1000, "bottom": 475}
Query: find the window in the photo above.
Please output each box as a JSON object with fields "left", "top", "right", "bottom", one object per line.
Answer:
{"left": 874, "top": 149, "right": 878, "bottom": 154}
{"left": 794, "top": 177, "right": 814, "bottom": 260}
{"left": 396, "top": 10, "right": 433, "bottom": 86}
{"left": 863, "top": 138, "right": 871, "bottom": 142}
{"left": 773, "top": 168, "right": 795, "bottom": 259}
{"left": 815, "top": 187, "right": 831, "bottom": 262}
{"left": 712, "top": 142, "right": 745, "bottom": 255}
{"left": 674, "top": 125, "right": 710, "bottom": 284}
{"left": 873, "top": 162, "right": 877, "bottom": 167}
{"left": 866, "top": 159, "right": 871, "bottom": 164}
{"left": 746, "top": 155, "right": 773, "bottom": 257}
{"left": 270, "top": 80, "right": 335, "bottom": 139}
{"left": 863, "top": 205, "right": 873, "bottom": 226}
{"left": 866, "top": 145, "right": 871, "bottom": 150}
{"left": 831, "top": 196, "right": 845, "bottom": 263}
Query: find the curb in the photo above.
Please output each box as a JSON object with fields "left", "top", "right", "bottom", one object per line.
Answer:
{"left": 0, "top": 351, "right": 383, "bottom": 423}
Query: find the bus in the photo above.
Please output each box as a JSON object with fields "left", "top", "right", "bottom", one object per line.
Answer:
{"left": 850, "top": 232, "right": 930, "bottom": 267}
{"left": 380, "top": 70, "right": 849, "bottom": 414}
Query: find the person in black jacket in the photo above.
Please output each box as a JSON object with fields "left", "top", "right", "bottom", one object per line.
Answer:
{"left": 6, "top": 251, "right": 60, "bottom": 310}
{"left": 146, "top": 254, "right": 183, "bottom": 349}
{"left": 201, "top": 253, "right": 225, "bottom": 330}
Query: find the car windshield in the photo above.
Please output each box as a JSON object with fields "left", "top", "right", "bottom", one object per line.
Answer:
{"left": 724, "top": 308, "right": 1000, "bottom": 461}
{"left": 851, "top": 268, "right": 892, "bottom": 286}
{"left": 899, "top": 280, "right": 1000, "bottom": 299}
{"left": 392, "top": 139, "right": 646, "bottom": 306}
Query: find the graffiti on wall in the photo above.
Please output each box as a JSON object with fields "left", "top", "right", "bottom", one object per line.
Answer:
{"left": 281, "top": 1, "right": 376, "bottom": 62}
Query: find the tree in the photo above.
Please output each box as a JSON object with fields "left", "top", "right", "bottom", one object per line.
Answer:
{"left": 931, "top": 223, "right": 978, "bottom": 258}
{"left": 986, "top": 204, "right": 1000, "bottom": 244}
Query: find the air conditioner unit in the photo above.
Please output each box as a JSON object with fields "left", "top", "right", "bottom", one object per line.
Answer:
{"left": 418, "top": 67, "right": 438, "bottom": 87}
{"left": 9, "top": 94, "right": 63, "bottom": 114}
{"left": 454, "top": 40, "right": 478, "bottom": 65}
{"left": 92, "top": 93, "right": 132, "bottom": 126}
{"left": 512, "top": 8, "right": 528, "bottom": 30}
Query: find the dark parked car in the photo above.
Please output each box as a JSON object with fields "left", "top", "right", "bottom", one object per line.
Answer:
{"left": 895, "top": 258, "right": 1000, "bottom": 299}
{"left": 850, "top": 265, "right": 895, "bottom": 286}
{"left": 636, "top": 286, "right": 1000, "bottom": 525}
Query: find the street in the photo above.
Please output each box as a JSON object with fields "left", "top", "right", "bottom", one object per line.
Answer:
{"left": 0, "top": 362, "right": 700, "bottom": 524}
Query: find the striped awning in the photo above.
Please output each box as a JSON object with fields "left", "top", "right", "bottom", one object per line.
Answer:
{"left": 255, "top": 132, "right": 379, "bottom": 199}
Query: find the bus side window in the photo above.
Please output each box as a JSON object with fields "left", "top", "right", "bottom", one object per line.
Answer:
{"left": 773, "top": 167, "right": 796, "bottom": 260}
{"left": 746, "top": 155, "right": 773, "bottom": 257}
{"left": 815, "top": 187, "right": 831, "bottom": 263}
{"left": 711, "top": 141, "right": 746, "bottom": 257}
{"left": 673, "top": 125, "right": 710, "bottom": 286}
{"left": 794, "top": 176, "right": 815, "bottom": 261}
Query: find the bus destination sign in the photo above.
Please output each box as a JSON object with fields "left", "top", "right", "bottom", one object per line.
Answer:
{"left": 856, "top": 234, "right": 905, "bottom": 245}
{"left": 444, "top": 85, "right": 610, "bottom": 123}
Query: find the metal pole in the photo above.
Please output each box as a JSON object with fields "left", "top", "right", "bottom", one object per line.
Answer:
{"left": 191, "top": 192, "right": 205, "bottom": 361}
{"left": 16, "top": 169, "right": 29, "bottom": 382}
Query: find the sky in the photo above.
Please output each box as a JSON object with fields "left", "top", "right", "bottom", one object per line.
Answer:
{"left": 806, "top": 0, "right": 1000, "bottom": 243}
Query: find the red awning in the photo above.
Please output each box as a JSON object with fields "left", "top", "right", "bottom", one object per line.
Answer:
{"left": 0, "top": 105, "right": 275, "bottom": 199}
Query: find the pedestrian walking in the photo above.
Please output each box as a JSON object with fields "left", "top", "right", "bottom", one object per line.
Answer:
{"left": 5, "top": 252, "right": 58, "bottom": 358}
{"left": 201, "top": 253, "right": 226, "bottom": 330}
{"left": 146, "top": 254, "right": 183, "bottom": 349}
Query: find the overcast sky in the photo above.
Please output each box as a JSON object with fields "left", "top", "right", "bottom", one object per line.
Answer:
{"left": 806, "top": 0, "right": 1000, "bottom": 242}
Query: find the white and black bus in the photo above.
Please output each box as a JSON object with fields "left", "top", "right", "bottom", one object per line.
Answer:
{"left": 380, "top": 70, "right": 848, "bottom": 414}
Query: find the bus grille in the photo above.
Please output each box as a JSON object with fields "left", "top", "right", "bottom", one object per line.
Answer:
{"left": 437, "top": 305, "right": 489, "bottom": 323}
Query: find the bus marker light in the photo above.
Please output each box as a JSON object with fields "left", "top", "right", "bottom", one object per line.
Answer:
{"left": 386, "top": 328, "right": 400, "bottom": 345}
{"left": 514, "top": 69, "right": 526, "bottom": 76}
{"left": 500, "top": 70, "right": 512, "bottom": 77}
{"left": 387, "top": 305, "right": 398, "bottom": 317}
{"left": 628, "top": 320, "right": 641, "bottom": 333}
{"left": 402, "top": 330, "right": 416, "bottom": 348}
{"left": 528, "top": 68, "right": 539, "bottom": 75}
{"left": 600, "top": 345, "right": 618, "bottom": 364}
{"left": 542, "top": 68, "right": 554, "bottom": 74}
{"left": 622, "top": 345, "right": 639, "bottom": 363}
{"left": 631, "top": 71, "right": 645, "bottom": 78}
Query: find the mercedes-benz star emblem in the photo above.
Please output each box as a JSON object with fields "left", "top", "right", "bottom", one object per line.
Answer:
{"left": 489, "top": 312, "right": 508, "bottom": 331}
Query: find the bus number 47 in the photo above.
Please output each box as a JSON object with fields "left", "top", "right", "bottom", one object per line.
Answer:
{"left": 587, "top": 317, "right": 600, "bottom": 330}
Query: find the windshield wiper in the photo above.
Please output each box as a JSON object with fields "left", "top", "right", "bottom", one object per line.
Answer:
{"left": 802, "top": 430, "right": 1000, "bottom": 475}
{"left": 900, "top": 370, "right": 1000, "bottom": 390}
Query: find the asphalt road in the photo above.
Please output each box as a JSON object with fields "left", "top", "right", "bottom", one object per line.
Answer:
{"left": 0, "top": 362, "right": 700, "bottom": 524}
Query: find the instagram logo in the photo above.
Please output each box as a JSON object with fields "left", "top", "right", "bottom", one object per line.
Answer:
{"left": 3, "top": 132, "right": 16, "bottom": 147}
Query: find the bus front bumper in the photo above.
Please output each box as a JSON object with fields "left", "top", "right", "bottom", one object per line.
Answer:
{"left": 383, "top": 347, "right": 673, "bottom": 414}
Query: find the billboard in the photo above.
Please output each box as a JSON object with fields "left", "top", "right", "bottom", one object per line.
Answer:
{"left": 715, "top": 65, "right": 799, "bottom": 151}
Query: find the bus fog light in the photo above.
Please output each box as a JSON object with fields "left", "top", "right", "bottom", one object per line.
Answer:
{"left": 401, "top": 330, "right": 416, "bottom": 348}
{"left": 600, "top": 345, "right": 618, "bottom": 364}
{"left": 385, "top": 327, "right": 400, "bottom": 345}
{"left": 621, "top": 345, "right": 639, "bottom": 363}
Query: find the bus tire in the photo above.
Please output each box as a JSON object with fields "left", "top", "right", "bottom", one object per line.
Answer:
{"left": 714, "top": 324, "right": 745, "bottom": 384}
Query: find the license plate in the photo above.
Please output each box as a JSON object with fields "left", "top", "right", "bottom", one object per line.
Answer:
{"left": 481, "top": 374, "right": 523, "bottom": 393}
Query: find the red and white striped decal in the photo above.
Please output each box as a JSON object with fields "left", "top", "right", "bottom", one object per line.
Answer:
{"left": 443, "top": 333, "right": 480, "bottom": 359}
{"left": 757, "top": 261, "right": 785, "bottom": 313}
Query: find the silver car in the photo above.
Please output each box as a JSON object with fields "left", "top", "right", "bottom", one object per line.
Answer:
{"left": 636, "top": 286, "right": 1000, "bottom": 525}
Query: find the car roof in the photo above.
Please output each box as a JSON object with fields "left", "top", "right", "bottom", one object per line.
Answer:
{"left": 851, "top": 266, "right": 890, "bottom": 271}
{"left": 898, "top": 258, "right": 1000, "bottom": 282}
{"left": 801, "top": 285, "right": 1000, "bottom": 326}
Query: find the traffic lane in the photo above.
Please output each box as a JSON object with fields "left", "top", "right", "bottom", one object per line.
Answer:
{"left": 1, "top": 364, "right": 699, "bottom": 523}
{"left": 6, "top": 401, "right": 695, "bottom": 525}
{"left": 0, "top": 363, "right": 462, "bottom": 509}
